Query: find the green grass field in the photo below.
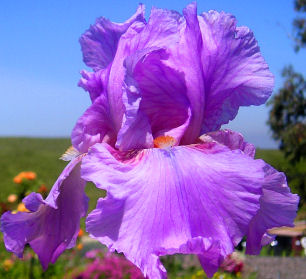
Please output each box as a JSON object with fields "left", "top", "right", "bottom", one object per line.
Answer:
{"left": 0, "top": 137, "right": 103, "bottom": 213}
{"left": 0, "top": 137, "right": 304, "bottom": 215}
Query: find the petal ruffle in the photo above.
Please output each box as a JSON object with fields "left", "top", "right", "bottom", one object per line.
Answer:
{"left": 116, "top": 48, "right": 191, "bottom": 150}
{"left": 71, "top": 95, "right": 117, "bottom": 153}
{"left": 75, "top": 7, "right": 183, "bottom": 151}
{"left": 166, "top": 3, "right": 206, "bottom": 144}
{"left": 199, "top": 130, "right": 299, "bottom": 254}
{"left": 80, "top": 5, "right": 145, "bottom": 71}
{"left": 82, "top": 142, "right": 266, "bottom": 278}
{"left": 198, "top": 11, "right": 274, "bottom": 133}
{"left": 0, "top": 156, "right": 88, "bottom": 269}
{"left": 200, "top": 129, "right": 255, "bottom": 158}
{"left": 245, "top": 164, "right": 299, "bottom": 254}
{"left": 78, "top": 67, "right": 110, "bottom": 103}
{"left": 167, "top": 3, "right": 274, "bottom": 143}
{"left": 107, "top": 6, "right": 182, "bottom": 133}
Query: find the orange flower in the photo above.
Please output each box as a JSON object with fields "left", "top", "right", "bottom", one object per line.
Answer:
{"left": 24, "top": 172, "right": 36, "bottom": 180}
{"left": 17, "top": 203, "right": 29, "bottom": 213}
{"left": 78, "top": 229, "right": 84, "bottom": 237}
{"left": 13, "top": 175, "right": 23, "bottom": 184}
{"left": 38, "top": 184, "right": 48, "bottom": 193}
{"left": 13, "top": 171, "right": 37, "bottom": 184}
{"left": 3, "top": 259, "right": 14, "bottom": 271}
{"left": 7, "top": 194, "right": 18, "bottom": 203}
{"left": 76, "top": 243, "right": 83, "bottom": 250}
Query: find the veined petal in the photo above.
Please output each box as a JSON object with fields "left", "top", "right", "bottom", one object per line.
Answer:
{"left": 116, "top": 48, "right": 191, "bottom": 150}
{"left": 82, "top": 142, "right": 265, "bottom": 278}
{"left": 246, "top": 164, "right": 299, "bottom": 254}
{"left": 78, "top": 67, "right": 110, "bottom": 103}
{"left": 166, "top": 2, "right": 206, "bottom": 144}
{"left": 107, "top": 6, "right": 182, "bottom": 132}
{"left": 199, "top": 129, "right": 299, "bottom": 254}
{"left": 71, "top": 95, "right": 116, "bottom": 153}
{"left": 198, "top": 11, "right": 274, "bottom": 133}
{"left": 80, "top": 4, "right": 146, "bottom": 71}
{"left": 0, "top": 156, "right": 88, "bottom": 269}
{"left": 200, "top": 129, "right": 255, "bottom": 158}
{"left": 115, "top": 61, "right": 154, "bottom": 150}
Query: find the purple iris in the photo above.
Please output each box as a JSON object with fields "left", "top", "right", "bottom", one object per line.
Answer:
{"left": 1, "top": 3, "right": 299, "bottom": 278}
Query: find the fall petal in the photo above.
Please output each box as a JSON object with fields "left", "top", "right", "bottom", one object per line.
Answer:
{"left": 200, "top": 129, "right": 255, "bottom": 158}
{"left": 200, "top": 130, "right": 299, "bottom": 254}
{"left": 82, "top": 142, "right": 265, "bottom": 278}
{"left": 0, "top": 157, "right": 88, "bottom": 269}
{"left": 246, "top": 164, "right": 299, "bottom": 254}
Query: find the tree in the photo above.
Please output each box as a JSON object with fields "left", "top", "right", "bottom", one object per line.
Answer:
{"left": 267, "top": 1, "right": 306, "bottom": 207}
{"left": 293, "top": 0, "right": 306, "bottom": 51}
{"left": 267, "top": 66, "right": 306, "bottom": 206}
{"left": 267, "top": 66, "right": 306, "bottom": 163}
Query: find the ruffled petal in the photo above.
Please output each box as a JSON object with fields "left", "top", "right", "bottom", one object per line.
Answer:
{"left": 116, "top": 48, "right": 191, "bottom": 150}
{"left": 166, "top": 3, "right": 206, "bottom": 144}
{"left": 78, "top": 66, "right": 110, "bottom": 103}
{"left": 115, "top": 60, "right": 154, "bottom": 150}
{"left": 200, "top": 129, "right": 255, "bottom": 158}
{"left": 198, "top": 11, "right": 274, "bottom": 133}
{"left": 167, "top": 3, "right": 274, "bottom": 143}
{"left": 80, "top": 5, "right": 145, "bottom": 71}
{"left": 199, "top": 129, "right": 299, "bottom": 254}
{"left": 107, "top": 6, "right": 182, "bottom": 132}
{"left": 82, "top": 142, "right": 266, "bottom": 278}
{"left": 0, "top": 156, "right": 88, "bottom": 269}
{"left": 245, "top": 164, "right": 299, "bottom": 254}
{"left": 71, "top": 95, "right": 117, "bottom": 153}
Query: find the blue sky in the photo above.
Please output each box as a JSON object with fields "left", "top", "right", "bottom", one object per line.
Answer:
{"left": 1, "top": 0, "right": 305, "bottom": 148}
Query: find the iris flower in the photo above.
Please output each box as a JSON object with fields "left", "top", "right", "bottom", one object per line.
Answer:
{"left": 1, "top": 3, "right": 299, "bottom": 278}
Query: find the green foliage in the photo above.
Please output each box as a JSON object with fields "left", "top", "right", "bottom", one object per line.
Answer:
{"left": 267, "top": 66, "right": 306, "bottom": 163}
{"left": 0, "top": 238, "right": 81, "bottom": 279}
{"left": 267, "top": 66, "right": 306, "bottom": 205}
{"left": 293, "top": 0, "right": 306, "bottom": 51}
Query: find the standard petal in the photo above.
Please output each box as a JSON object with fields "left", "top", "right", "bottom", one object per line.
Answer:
{"left": 166, "top": 2, "right": 206, "bottom": 144}
{"left": 82, "top": 142, "right": 266, "bottom": 278}
{"left": 71, "top": 95, "right": 117, "bottom": 153}
{"left": 107, "top": 6, "right": 182, "bottom": 132}
{"left": 198, "top": 11, "right": 274, "bottom": 133}
{"left": 116, "top": 48, "right": 191, "bottom": 150}
{"left": 80, "top": 5, "right": 145, "bottom": 71}
{"left": 78, "top": 66, "right": 110, "bottom": 103}
{"left": 0, "top": 156, "right": 88, "bottom": 269}
{"left": 245, "top": 164, "right": 299, "bottom": 254}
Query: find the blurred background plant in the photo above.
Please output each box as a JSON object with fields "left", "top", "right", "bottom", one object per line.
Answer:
{"left": 0, "top": 170, "right": 48, "bottom": 216}
{"left": 267, "top": 0, "right": 306, "bottom": 210}
{"left": 293, "top": 0, "right": 306, "bottom": 51}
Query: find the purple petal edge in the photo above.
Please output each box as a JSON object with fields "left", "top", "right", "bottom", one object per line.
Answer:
{"left": 80, "top": 5, "right": 146, "bottom": 71}
{"left": 0, "top": 156, "right": 88, "bottom": 269}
